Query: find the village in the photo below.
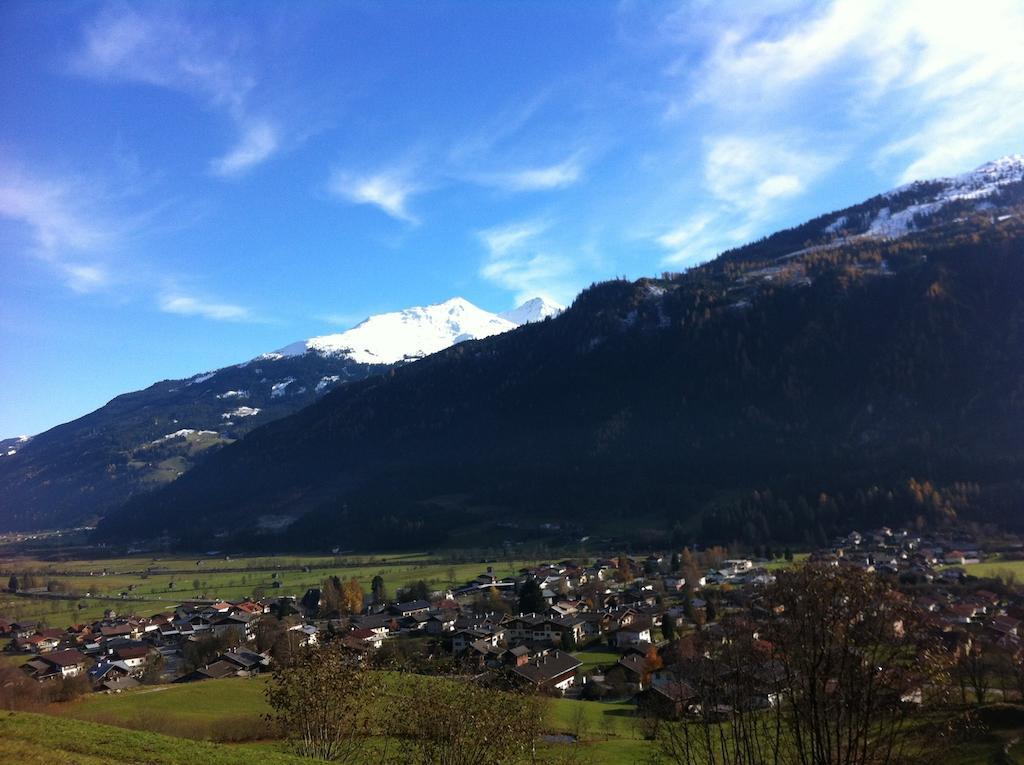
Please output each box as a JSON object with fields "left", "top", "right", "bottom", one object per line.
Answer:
{"left": 3, "top": 525, "right": 1024, "bottom": 721}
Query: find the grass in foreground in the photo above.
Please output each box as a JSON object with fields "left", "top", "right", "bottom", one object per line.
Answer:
{"left": 0, "top": 711, "right": 305, "bottom": 764}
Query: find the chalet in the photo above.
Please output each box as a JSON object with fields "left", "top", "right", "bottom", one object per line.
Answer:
{"left": 606, "top": 653, "right": 647, "bottom": 690}
{"left": 637, "top": 681, "right": 697, "bottom": 720}
{"left": 989, "top": 616, "right": 1022, "bottom": 637}
{"left": 23, "top": 649, "right": 88, "bottom": 681}
{"left": 350, "top": 613, "right": 393, "bottom": 637}
{"left": 614, "top": 624, "right": 653, "bottom": 648}
{"left": 507, "top": 615, "right": 584, "bottom": 646}
{"left": 9, "top": 622, "right": 39, "bottom": 640}
{"left": 111, "top": 645, "right": 151, "bottom": 672}
{"left": 175, "top": 659, "right": 241, "bottom": 683}
{"left": 389, "top": 600, "right": 431, "bottom": 618}
{"left": 223, "top": 650, "right": 271, "bottom": 674}
{"left": 89, "top": 660, "right": 133, "bottom": 688}
{"left": 288, "top": 623, "right": 319, "bottom": 647}
{"left": 452, "top": 627, "right": 505, "bottom": 654}
{"left": 511, "top": 650, "right": 581, "bottom": 693}
{"left": 211, "top": 612, "right": 255, "bottom": 643}
{"left": 504, "top": 644, "right": 532, "bottom": 667}
{"left": 349, "top": 628, "right": 385, "bottom": 649}
{"left": 426, "top": 612, "right": 457, "bottom": 635}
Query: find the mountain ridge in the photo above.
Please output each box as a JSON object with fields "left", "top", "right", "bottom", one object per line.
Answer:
{"left": 0, "top": 297, "right": 555, "bottom": 530}
{"left": 96, "top": 158, "right": 1024, "bottom": 550}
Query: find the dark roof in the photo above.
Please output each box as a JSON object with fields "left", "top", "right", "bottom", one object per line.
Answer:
{"left": 41, "top": 649, "right": 86, "bottom": 667}
{"left": 512, "top": 650, "right": 581, "bottom": 685}
{"left": 198, "top": 660, "right": 239, "bottom": 680}
{"left": 222, "top": 650, "right": 265, "bottom": 669}
{"left": 390, "top": 600, "right": 431, "bottom": 614}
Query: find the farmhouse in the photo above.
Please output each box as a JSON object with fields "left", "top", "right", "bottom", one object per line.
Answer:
{"left": 511, "top": 650, "right": 581, "bottom": 693}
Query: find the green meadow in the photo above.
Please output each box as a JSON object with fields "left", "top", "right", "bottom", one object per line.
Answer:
{"left": 0, "top": 551, "right": 540, "bottom": 623}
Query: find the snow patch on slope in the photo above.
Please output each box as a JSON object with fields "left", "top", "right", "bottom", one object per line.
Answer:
{"left": 151, "top": 429, "right": 219, "bottom": 445}
{"left": 316, "top": 375, "right": 341, "bottom": 393}
{"left": 222, "top": 407, "right": 260, "bottom": 419}
{"left": 270, "top": 378, "right": 296, "bottom": 398}
{"left": 866, "top": 155, "right": 1024, "bottom": 237}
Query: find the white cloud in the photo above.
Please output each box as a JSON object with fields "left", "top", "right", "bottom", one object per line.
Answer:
{"left": 477, "top": 220, "right": 575, "bottom": 304}
{"left": 63, "top": 263, "right": 111, "bottom": 293}
{"left": 159, "top": 294, "right": 253, "bottom": 322}
{"left": 476, "top": 154, "right": 585, "bottom": 192}
{"left": 0, "top": 169, "right": 118, "bottom": 292}
{"left": 328, "top": 169, "right": 420, "bottom": 224}
{"left": 73, "top": 6, "right": 279, "bottom": 176}
{"left": 653, "top": 135, "right": 833, "bottom": 266}
{"left": 704, "top": 135, "right": 831, "bottom": 219}
{"left": 210, "top": 120, "right": 279, "bottom": 177}
{"left": 686, "top": 0, "right": 1024, "bottom": 182}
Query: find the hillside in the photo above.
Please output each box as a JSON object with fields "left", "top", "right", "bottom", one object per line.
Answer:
{"left": 99, "top": 191, "right": 1024, "bottom": 549}
{"left": 0, "top": 298, "right": 553, "bottom": 531}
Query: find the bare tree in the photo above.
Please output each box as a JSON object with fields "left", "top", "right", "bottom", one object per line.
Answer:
{"left": 265, "top": 640, "right": 378, "bottom": 762}
{"left": 388, "top": 674, "right": 546, "bottom": 765}
{"left": 647, "top": 566, "right": 953, "bottom": 765}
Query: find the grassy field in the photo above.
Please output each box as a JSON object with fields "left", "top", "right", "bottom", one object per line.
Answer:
{"left": 961, "top": 557, "right": 1024, "bottom": 581}
{"left": 0, "top": 551, "right": 540, "bottom": 623}
{"left": 571, "top": 646, "right": 623, "bottom": 672}
{"left": 0, "top": 711, "right": 306, "bottom": 764}
{"left": 55, "top": 672, "right": 654, "bottom": 761}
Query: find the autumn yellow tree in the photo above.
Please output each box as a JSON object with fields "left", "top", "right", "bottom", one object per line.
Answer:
{"left": 341, "top": 577, "right": 364, "bottom": 614}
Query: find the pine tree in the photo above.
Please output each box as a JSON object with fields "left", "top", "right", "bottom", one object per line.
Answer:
{"left": 662, "top": 613, "right": 677, "bottom": 641}
{"left": 371, "top": 575, "right": 386, "bottom": 604}
{"left": 517, "top": 579, "right": 546, "bottom": 614}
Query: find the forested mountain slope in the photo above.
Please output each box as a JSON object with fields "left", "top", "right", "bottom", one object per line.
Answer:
{"left": 99, "top": 211, "right": 1024, "bottom": 550}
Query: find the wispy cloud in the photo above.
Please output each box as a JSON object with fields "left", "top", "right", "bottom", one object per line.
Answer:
{"left": 681, "top": 0, "right": 1024, "bottom": 182}
{"left": 474, "top": 153, "right": 585, "bottom": 192}
{"left": 0, "top": 168, "right": 119, "bottom": 292}
{"left": 159, "top": 294, "right": 253, "bottom": 322}
{"left": 704, "top": 135, "right": 833, "bottom": 221}
{"left": 210, "top": 120, "right": 279, "bottom": 177}
{"left": 72, "top": 5, "right": 280, "bottom": 177}
{"left": 328, "top": 169, "right": 421, "bottom": 224}
{"left": 477, "top": 220, "right": 576, "bottom": 304}
{"left": 653, "top": 134, "right": 835, "bottom": 266}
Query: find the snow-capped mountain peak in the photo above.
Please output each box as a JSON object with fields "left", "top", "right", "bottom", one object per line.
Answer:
{"left": 499, "top": 296, "right": 564, "bottom": 325}
{"left": 275, "top": 296, "right": 558, "bottom": 365}
{"left": 814, "top": 154, "right": 1024, "bottom": 242}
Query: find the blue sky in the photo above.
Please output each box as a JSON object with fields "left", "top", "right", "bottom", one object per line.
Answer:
{"left": 2, "top": 0, "right": 1023, "bottom": 437}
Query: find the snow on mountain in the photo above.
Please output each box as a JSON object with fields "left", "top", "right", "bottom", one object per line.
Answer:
{"left": 270, "top": 378, "right": 296, "bottom": 397}
{"left": 498, "top": 297, "right": 563, "bottom": 325}
{"left": 863, "top": 155, "right": 1024, "bottom": 238}
{"left": 275, "top": 296, "right": 554, "bottom": 366}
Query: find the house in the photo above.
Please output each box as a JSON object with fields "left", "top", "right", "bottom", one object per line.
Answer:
{"left": 89, "top": 660, "right": 133, "bottom": 688}
{"left": 111, "top": 645, "right": 151, "bottom": 673}
{"left": 349, "top": 628, "right": 385, "bottom": 649}
{"left": 222, "top": 650, "right": 271, "bottom": 674}
{"left": 637, "top": 681, "right": 697, "bottom": 720}
{"left": 23, "top": 649, "right": 88, "bottom": 681}
{"left": 426, "top": 613, "right": 457, "bottom": 635}
{"left": 511, "top": 650, "right": 582, "bottom": 693}
{"left": 288, "top": 623, "right": 319, "bottom": 646}
{"left": 606, "top": 653, "right": 648, "bottom": 690}
{"left": 211, "top": 612, "right": 255, "bottom": 643}
{"left": 614, "top": 624, "right": 652, "bottom": 648}
{"left": 389, "top": 600, "right": 432, "bottom": 618}
{"left": 175, "top": 659, "right": 241, "bottom": 683}
{"left": 507, "top": 615, "right": 584, "bottom": 647}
